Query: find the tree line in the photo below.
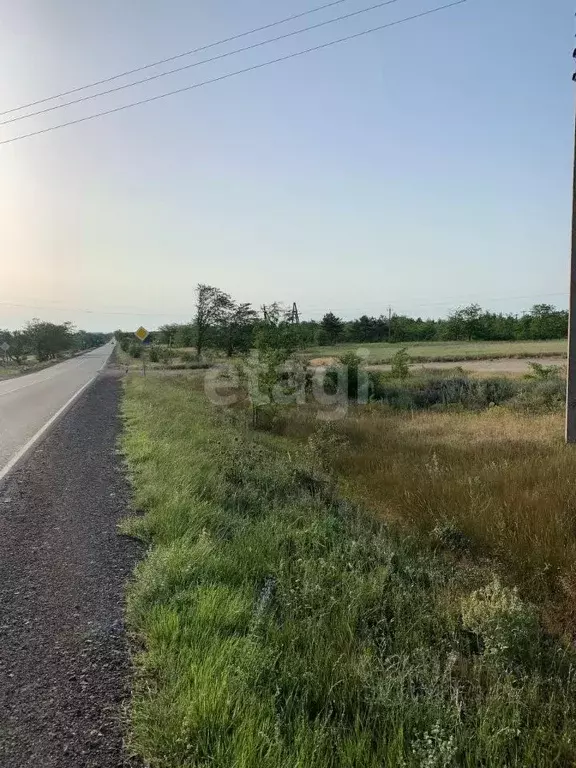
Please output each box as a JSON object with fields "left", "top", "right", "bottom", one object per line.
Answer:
{"left": 117, "top": 286, "right": 567, "bottom": 355}
{"left": 0, "top": 320, "right": 110, "bottom": 364}
{"left": 314, "top": 303, "right": 568, "bottom": 345}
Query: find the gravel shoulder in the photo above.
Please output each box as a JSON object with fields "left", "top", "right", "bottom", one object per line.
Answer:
{"left": 0, "top": 368, "right": 141, "bottom": 767}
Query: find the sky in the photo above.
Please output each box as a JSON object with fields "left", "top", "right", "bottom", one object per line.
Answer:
{"left": 0, "top": 0, "right": 573, "bottom": 331}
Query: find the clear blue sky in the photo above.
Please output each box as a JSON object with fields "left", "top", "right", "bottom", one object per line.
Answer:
{"left": 0, "top": 0, "right": 573, "bottom": 331}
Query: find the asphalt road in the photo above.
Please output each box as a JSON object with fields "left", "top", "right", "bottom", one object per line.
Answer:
{"left": 0, "top": 342, "right": 114, "bottom": 479}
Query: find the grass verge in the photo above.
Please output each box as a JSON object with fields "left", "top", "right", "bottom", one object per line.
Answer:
{"left": 122, "top": 375, "right": 576, "bottom": 767}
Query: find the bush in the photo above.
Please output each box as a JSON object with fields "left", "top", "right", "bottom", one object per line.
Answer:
{"left": 474, "top": 377, "right": 517, "bottom": 406}
{"left": 160, "top": 347, "right": 175, "bottom": 365}
{"left": 432, "top": 521, "right": 472, "bottom": 554}
{"left": 148, "top": 346, "right": 160, "bottom": 363}
{"left": 390, "top": 347, "right": 410, "bottom": 379}
{"left": 461, "top": 579, "right": 540, "bottom": 668}
{"left": 129, "top": 343, "right": 142, "bottom": 359}
{"left": 510, "top": 378, "right": 565, "bottom": 412}
{"left": 323, "top": 352, "right": 367, "bottom": 402}
{"left": 526, "top": 361, "right": 563, "bottom": 380}
{"left": 369, "top": 374, "right": 519, "bottom": 411}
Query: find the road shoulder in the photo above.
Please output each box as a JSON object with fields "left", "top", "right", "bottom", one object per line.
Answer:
{"left": 0, "top": 369, "right": 141, "bottom": 767}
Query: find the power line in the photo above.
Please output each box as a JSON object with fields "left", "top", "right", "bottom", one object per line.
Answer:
{"left": 0, "top": 291, "right": 566, "bottom": 321}
{"left": 0, "top": 0, "right": 468, "bottom": 148}
{"left": 0, "top": 300, "right": 192, "bottom": 317}
{"left": 0, "top": 0, "right": 408, "bottom": 128}
{"left": 0, "top": 0, "right": 355, "bottom": 118}
{"left": 296, "top": 293, "right": 570, "bottom": 314}
{"left": 310, "top": 292, "right": 569, "bottom": 308}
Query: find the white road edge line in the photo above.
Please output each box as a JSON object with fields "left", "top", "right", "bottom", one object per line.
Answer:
{"left": 0, "top": 374, "right": 98, "bottom": 485}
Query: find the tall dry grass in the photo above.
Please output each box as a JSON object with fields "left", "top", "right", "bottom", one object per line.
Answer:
{"left": 272, "top": 405, "right": 576, "bottom": 631}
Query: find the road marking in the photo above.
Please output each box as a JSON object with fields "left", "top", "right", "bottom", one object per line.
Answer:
{"left": 0, "top": 375, "right": 98, "bottom": 485}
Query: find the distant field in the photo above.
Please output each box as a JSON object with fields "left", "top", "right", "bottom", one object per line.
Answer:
{"left": 305, "top": 339, "right": 567, "bottom": 363}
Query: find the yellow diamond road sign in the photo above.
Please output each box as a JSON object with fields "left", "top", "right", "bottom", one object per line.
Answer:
{"left": 135, "top": 326, "right": 149, "bottom": 342}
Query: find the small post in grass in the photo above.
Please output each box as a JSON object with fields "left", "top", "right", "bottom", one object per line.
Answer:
{"left": 0, "top": 341, "right": 9, "bottom": 365}
{"left": 134, "top": 326, "right": 149, "bottom": 377}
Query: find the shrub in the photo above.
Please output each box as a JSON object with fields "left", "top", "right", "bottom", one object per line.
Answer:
{"left": 369, "top": 374, "right": 519, "bottom": 411}
{"left": 510, "top": 378, "right": 565, "bottom": 412}
{"left": 526, "top": 361, "right": 563, "bottom": 380}
{"left": 339, "top": 351, "right": 365, "bottom": 400}
{"left": 148, "top": 346, "right": 160, "bottom": 363}
{"left": 390, "top": 347, "right": 411, "bottom": 379}
{"left": 129, "top": 343, "right": 142, "bottom": 359}
{"left": 461, "top": 579, "right": 540, "bottom": 668}
{"left": 324, "top": 352, "right": 368, "bottom": 402}
{"left": 475, "top": 377, "right": 516, "bottom": 406}
{"left": 159, "top": 347, "right": 175, "bottom": 364}
{"left": 432, "top": 521, "right": 472, "bottom": 554}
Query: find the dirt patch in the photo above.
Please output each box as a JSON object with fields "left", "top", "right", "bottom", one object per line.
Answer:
{"left": 367, "top": 356, "right": 566, "bottom": 374}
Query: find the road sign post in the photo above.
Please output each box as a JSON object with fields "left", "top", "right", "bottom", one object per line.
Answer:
{"left": 134, "top": 327, "right": 149, "bottom": 376}
{"left": 0, "top": 341, "right": 10, "bottom": 365}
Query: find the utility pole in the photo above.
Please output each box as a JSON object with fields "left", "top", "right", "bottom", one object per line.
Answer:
{"left": 567, "top": 50, "right": 576, "bottom": 442}
{"left": 388, "top": 306, "right": 393, "bottom": 343}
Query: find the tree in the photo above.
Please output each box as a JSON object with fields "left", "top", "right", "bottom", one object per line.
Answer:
{"left": 446, "top": 304, "right": 483, "bottom": 341}
{"left": 254, "top": 303, "right": 304, "bottom": 356}
{"left": 245, "top": 303, "right": 306, "bottom": 425}
{"left": 0, "top": 330, "right": 29, "bottom": 365}
{"left": 72, "top": 330, "right": 108, "bottom": 350}
{"left": 25, "top": 319, "right": 74, "bottom": 361}
{"left": 157, "top": 323, "right": 181, "bottom": 346}
{"left": 221, "top": 302, "right": 257, "bottom": 357}
{"left": 174, "top": 324, "right": 195, "bottom": 348}
{"left": 390, "top": 347, "right": 411, "bottom": 379}
{"left": 527, "top": 304, "right": 568, "bottom": 340}
{"left": 320, "top": 312, "right": 344, "bottom": 344}
{"left": 194, "top": 284, "right": 233, "bottom": 358}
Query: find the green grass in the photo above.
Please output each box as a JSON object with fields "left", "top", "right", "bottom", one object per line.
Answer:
{"left": 0, "top": 365, "right": 22, "bottom": 381}
{"left": 304, "top": 339, "right": 566, "bottom": 364}
{"left": 121, "top": 375, "right": 576, "bottom": 767}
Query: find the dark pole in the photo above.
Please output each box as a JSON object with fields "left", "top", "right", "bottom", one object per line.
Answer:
{"left": 566, "top": 51, "right": 576, "bottom": 442}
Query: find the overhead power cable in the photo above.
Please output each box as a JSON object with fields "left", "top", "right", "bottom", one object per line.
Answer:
{"left": 0, "top": 0, "right": 407, "bottom": 127}
{"left": 0, "top": 0, "right": 468, "bottom": 147}
{"left": 298, "top": 293, "right": 570, "bottom": 313}
{"left": 0, "top": 300, "right": 192, "bottom": 317}
{"left": 0, "top": 291, "right": 567, "bottom": 320}
{"left": 0, "top": 0, "right": 356, "bottom": 117}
